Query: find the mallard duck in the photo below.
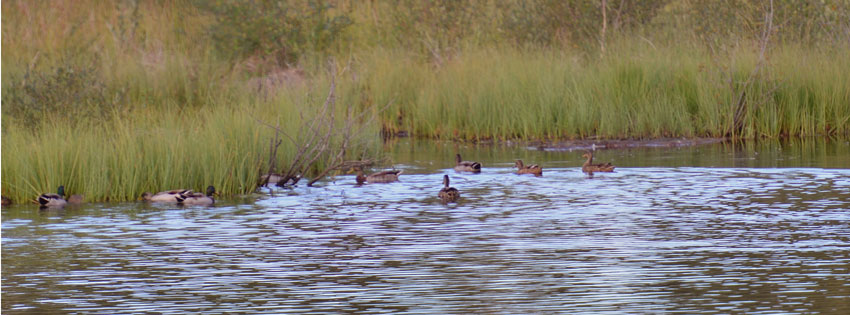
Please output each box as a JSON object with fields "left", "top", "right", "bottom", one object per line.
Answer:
{"left": 1, "top": 196, "right": 12, "bottom": 206}
{"left": 356, "top": 169, "right": 403, "bottom": 185}
{"left": 454, "top": 154, "right": 481, "bottom": 173}
{"left": 38, "top": 185, "right": 68, "bottom": 208}
{"left": 581, "top": 151, "right": 615, "bottom": 173}
{"left": 438, "top": 175, "right": 460, "bottom": 203}
{"left": 176, "top": 186, "right": 216, "bottom": 206}
{"left": 515, "top": 160, "right": 543, "bottom": 176}
{"left": 141, "top": 189, "right": 192, "bottom": 203}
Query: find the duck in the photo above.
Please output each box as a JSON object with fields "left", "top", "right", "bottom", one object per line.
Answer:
{"left": 438, "top": 175, "right": 460, "bottom": 203}
{"left": 2, "top": 196, "right": 12, "bottom": 206}
{"left": 515, "top": 160, "right": 543, "bottom": 176}
{"left": 356, "top": 169, "right": 403, "bottom": 185}
{"left": 260, "top": 173, "right": 284, "bottom": 185}
{"left": 141, "top": 189, "right": 192, "bottom": 203}
{"left": 38, "top": 185, "right": 69, "bottom": 208}
{"left": 581, "top": 151, "right": 615, "bottom": 173}
{"left": 66, "top": 194, "right": 85, "bottom": 205}
{"left": 176, "top": 186, "right": 216, "bottom": 206}
{"left": 260, "top": 173, "right": 299, "bottom": 187}
{"left": 454, "top": 154, "right": 481, "bottom": 173}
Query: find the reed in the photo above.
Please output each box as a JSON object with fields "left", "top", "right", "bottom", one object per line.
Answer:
{"left": 364, "top": 43, "right": 850, "bottom": 141}
{"left": 0, "top": 78, "right": 382, "bottom": 204}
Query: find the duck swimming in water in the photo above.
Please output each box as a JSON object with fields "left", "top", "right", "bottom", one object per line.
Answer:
{"left": 438, "top": 175, "right": 460, "bottom": 203}
{"left": 37, "top": 185, "right": 82, "bottom": 208}
{"left": 515, "top": 160, "right": 543, "bottom": 176}
{"left": 356, "top": 169, "right": 403, "bottom": 185}
{"left": 141, "top": 189, "right": 192, "bottom": 203}
{"left": 176, "top": 186, "right": 216, "bottom": 206}
{"left": 454, "top": 154, "right": 481, "bottom": 173}
{"left": 581, "top": 151, "right": 615, "bottom": 173}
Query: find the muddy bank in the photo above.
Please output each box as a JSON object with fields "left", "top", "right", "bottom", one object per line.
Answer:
{"left": 385, "top": 133, "right": 729, "bottom": 151}
{"left": 522, "top": 138, "right": 728, "bottom": 151}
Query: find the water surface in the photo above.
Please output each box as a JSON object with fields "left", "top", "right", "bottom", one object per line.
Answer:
{"left": 3, "top": 139, "right": 850, "bottom": 313}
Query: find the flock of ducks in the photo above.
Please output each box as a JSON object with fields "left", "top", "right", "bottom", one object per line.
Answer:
{"left": 26, "top": 185, "right": 217, "bottom": 209}
{"left": 35, "top": 185, "right": 84, "bottom": 208}
{"left": 358, "top": 151, "right": 615, "bottom": 203}
{"left": 12, "top": 151, "right": 614, "bottom": 208}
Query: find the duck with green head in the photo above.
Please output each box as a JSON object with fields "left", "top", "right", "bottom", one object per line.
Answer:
{"left": 38, "top": 185, "right": 67, "bottom": 208}
{"left": 38, "top": 185, "right": 83, "bottom": 208}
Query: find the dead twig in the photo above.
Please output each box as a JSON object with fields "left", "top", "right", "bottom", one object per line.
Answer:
{"left": 255, "top": 58, "right": 394, "bottom": 189}
{"left": 726, "top": 0, "right": 775, "bottom": 138}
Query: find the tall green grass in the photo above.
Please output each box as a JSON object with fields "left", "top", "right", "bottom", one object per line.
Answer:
{"left": 1, "top": 77, "right": 383, "bottom": 204}
{"left": 364, "top": 43, "right": 850, "bottom": 141}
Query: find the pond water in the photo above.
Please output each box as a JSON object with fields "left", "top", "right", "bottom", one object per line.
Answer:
{"left": 3, "top": 139, "right": 850, "bottom": 314}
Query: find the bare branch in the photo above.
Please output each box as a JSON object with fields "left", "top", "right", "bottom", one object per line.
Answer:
{"left": 727, "top": 0, "right": 774, "bottom": 138}
{"left": 599, "top": 0, "right": 608, "bottom": 57}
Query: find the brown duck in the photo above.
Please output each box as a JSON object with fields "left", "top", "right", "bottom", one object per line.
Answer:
{"left": 581, "top": 151, "right": 615, "bottom": 173}
{"left": 438, "top": 175, "right": 460, "bottom": 203}
{"left": 515, "top": 160, "right": 543, "bottom": 176}
{"left": 454, "top": 154, "right": 481, "bottom": 173}
{"left": 356, "top": 169, "right": 403, "bottom": 185}
{"left": 260, "top": 173, "right": 299, "bottom": 187}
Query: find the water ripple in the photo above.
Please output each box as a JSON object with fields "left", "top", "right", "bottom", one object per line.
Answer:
{"left": 3, "top": 163, "right": 850, "bottom": 313}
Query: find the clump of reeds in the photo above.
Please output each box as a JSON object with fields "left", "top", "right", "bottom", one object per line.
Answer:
{"left": 363, "top": 42, "right": 849, "bottom": 141}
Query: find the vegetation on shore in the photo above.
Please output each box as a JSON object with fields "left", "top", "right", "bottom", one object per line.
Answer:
{"left": 367, "top": 43, "right": 849, "bottom": 140}
{"left": 2, "top": 0, "right": 849, "bottom": 203}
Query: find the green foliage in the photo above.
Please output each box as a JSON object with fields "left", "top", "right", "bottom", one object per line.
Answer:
{"left": 654, "top": 0, "right": 850, "bottom": 44}
{"left": 200, "top": 0, "right": 352, "bottom": 68}
{"left": 500, "top": 0, "right": 666, "bottom": 46}
{"left": 2, "top": 61, "right": 124, "bottom": 129}
{"left": 362, "top": 43, "right": 849, "bottom": 141}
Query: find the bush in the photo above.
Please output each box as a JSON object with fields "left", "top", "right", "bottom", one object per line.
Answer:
{"left": 2, "top": 61, "right": 123, "bottom": 129}
{"left": 200, "top": 0, "right": 352, "bottom": 69}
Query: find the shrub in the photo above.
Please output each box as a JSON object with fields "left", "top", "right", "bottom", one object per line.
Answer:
{"left": 199, "top": 0, "right": 352, "bottom": 69}
{"left": 2, "top": 61, "right": 123, "bottom": 129}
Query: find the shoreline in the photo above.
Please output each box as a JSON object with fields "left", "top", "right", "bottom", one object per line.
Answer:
{"left": 526, "top": 137, "right": 728, "bottom": 151}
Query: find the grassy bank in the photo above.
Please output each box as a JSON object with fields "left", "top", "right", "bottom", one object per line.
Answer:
{"left": 2, "top": 0, "right": 849, "bottom": 203}
{"left": 0, "top": 79, "right": 383, "bottom": 203}
{"left": 2, "top": 77, "right": 379, "bottom": 202}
